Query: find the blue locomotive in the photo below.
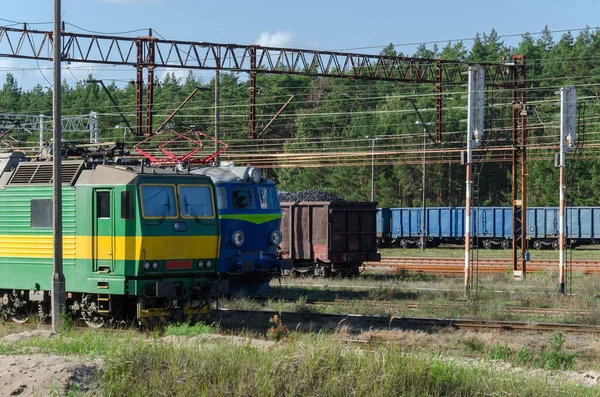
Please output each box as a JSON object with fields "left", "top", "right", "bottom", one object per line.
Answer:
{"left": 377, "top": 206, "right": 600, "bottom": 249}
{"left": 191, "top": 165, "right": 291, "bottom": 285}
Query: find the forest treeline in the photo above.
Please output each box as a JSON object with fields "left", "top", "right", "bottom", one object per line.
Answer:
{"left": 1, "top": 27, "right": 600, "bottom": 208}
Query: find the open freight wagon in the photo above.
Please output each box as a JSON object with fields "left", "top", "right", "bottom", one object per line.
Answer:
{"left": 279, "top": 201, "right": 381, "bottom": 276}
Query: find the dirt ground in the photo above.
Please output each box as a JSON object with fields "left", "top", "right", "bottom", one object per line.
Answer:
{"left": 0, "top": 330, "right": 103, "bottom": 397}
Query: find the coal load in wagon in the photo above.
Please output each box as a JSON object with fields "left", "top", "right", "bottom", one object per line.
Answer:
{"left": 277, "top": 190, "right": 345, "bottom": 203}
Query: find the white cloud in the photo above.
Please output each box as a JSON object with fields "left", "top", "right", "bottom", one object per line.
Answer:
{"left": 255, "top": 31, "right": 294, "bottom": 48}
{"left": 159, "top": 67, "right": 191, "bottom": 83}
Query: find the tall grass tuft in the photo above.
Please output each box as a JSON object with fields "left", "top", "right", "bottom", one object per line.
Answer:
{"left": 164, "top": 322, "right": 215, "bottom": 337}
{"left": 534, "top": 332, "right": 578, "bottom": 370}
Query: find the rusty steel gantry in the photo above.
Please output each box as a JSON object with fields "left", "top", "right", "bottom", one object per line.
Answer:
{"left": 0, "top": 24, "right": 528, "bottom": 274}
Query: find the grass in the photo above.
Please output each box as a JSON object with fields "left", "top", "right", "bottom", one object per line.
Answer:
{"left": 260, "top": 270, "right": 600, "bottom": 325}
{"left": 163, "top": 322, "right": 216, "bottom": 336}
{"left": 0, "top": 328, "right": 596, "bottom": 396}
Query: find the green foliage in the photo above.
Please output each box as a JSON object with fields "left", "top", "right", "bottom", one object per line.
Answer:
{"left": 462, "top": 337, "right": 485, "bottom": 353}
{"left": 59, "top": 312, "right": 75, "bottom": 333}
{"left": 517, "top": 348, "right": 533, "bottom": 366}
{"left": 534, "top": 332, "right": 578, "bottom": 370}
{"left": 164, "top": 322, "right": 215, "bottom": 336}
{"left": 487, "top": 342, "right": 512, "bottom": 360}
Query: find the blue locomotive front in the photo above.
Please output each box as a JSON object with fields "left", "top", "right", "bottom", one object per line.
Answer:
{"left": 191, "top": 165, "right": 291, "bottom": 285}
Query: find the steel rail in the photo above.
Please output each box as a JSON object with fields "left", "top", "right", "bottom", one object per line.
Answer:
{"left": 251, "top": 296, "right": 592, "bottom": 317}
{"left": 364, "top": 257, "right": 600, "bottom": 275}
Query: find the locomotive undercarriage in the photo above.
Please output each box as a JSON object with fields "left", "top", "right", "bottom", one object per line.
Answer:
{"left": 0, "top": 289, "right": 211, "bottom": 328}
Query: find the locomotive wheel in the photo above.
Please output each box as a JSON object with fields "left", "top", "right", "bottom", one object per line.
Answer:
{"left": 84, "top": 315, "right": 106, "bottom": 329}
{"left": 9, "top": 300, "right": 34, "bottom": 324}
{"left": 11, "top": 311, "right": 30, "bottom": 324}
{"left": 10, "top": 303, "right": 33, "bottom": 324}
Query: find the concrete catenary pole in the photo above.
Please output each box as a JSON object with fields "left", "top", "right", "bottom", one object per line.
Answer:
{"left": 465, "top": 66, "right": 485, "bottom": 296}
{"left": 52, "top": 0, "right": 66, "bottom": 332}
{"left": 39, "top": 114, "right": 45, "bottom": 152}
{"left": 559, "top": 86, "right": 576, "bottom": 294}
{"left": 214, "top": 70, "right": 220, "bottom": 166}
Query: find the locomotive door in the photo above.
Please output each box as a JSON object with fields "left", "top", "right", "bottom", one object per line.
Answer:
{"left": 93, "top": 189, "right": 114, "bottom": 273}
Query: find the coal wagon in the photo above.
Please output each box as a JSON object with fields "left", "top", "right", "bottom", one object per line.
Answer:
{"left": 279, "top": 201, "right": 380, "bottom": 276}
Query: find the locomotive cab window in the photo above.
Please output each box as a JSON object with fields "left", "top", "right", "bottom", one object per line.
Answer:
{"left": 178, "top": 185, "right": 215, "bottom": 218}
{"left": 31, "top": 199, "right": 52, "bottom": 228}
{"left": 97, "top": 191, "right": 111, "bottom": 218}
{"left": 232, "top": 188, "right": 255, "bottom": 210}
{"left": 258, "top": 186, "right": 279, "bottom": 210}
{"left": 216, "top": 187, "right": 228, "bottom": 210}
{"left": 121, "top": 190, "right": 134, "bottom": 219}
{"left": 139, "top": 184, "right": 178, "bottom": 219}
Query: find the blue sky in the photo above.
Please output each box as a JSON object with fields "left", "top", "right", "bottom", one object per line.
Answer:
{"left": 1, "top": 0, "right": 600, "bottom": 90}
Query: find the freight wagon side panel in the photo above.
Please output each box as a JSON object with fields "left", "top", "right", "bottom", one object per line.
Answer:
{"left": 280, "top": 203, "right": 327, "bottom": 261}
{"left": 566, "top": 208, "right": 578, "bottom": 239}
{"left": 594, "top": 208, "right": 600, "bottom": 239}
{"left": 579, "top": 208, "right": 593, "bottom": 238}
{"left": 311, "top": 205, "right": 329, "bottom": 261}
{"left": 330, "top": 203, "right": 378, "bottom": 254}
{"left": 477, "top": 207, "right": 493, "bottom": 237}
{"left": 279, "top": 204, "right": 293, "bottom": 258}
{"left": 390, "top": 208, "right": 402, "bottom": 238}
{"left": 567, "top": 207, "right": 594, "bottom": 239}
{"left": 494, "top": 207, "right": 512, "bottom": 238}
{"left": 408, "top": 208, "right": 422, "bottom": 238}
{"left": 427, "top": 208, "right": 441, "bottom": 238}
{"left": 376, "top": 208, "right": 390, "bottom": 236}
{"left": 451, "top": 207, "right": 465, "bottom": 239}
{"left": 545, "top": 208, "right": 559, "bottom": 237}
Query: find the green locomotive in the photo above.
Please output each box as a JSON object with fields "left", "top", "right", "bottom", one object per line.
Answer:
{"left": 0, "top": 153, "right": 222, "bottom": 327}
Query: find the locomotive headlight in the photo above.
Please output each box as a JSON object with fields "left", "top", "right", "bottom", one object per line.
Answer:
{"left": 249, "top": 167, "right": 262, "bottom": 183}
{"left": 206, "top": 260, "right": 212, "bottom": 268}
{"left": 144, "top": 261, "right": 151, "bottom": 270}
{"left": 270, "top": 230, "right": 283, "bottom": 246}
{"left": 231, "top": 230, "right": 244, "bottom": 246}
{"left": 152, "top": 261, "right": 159, "bottom": 270}
{"left": 198, "top": 260, "right": 204, "bottom": 269}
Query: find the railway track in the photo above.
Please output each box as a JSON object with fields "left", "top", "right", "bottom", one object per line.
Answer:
{"left": 364, "top": 257, "right": 600, "bottom": 275}
{"left": 250, "top": 296, "right": 593, "bottom": 317}
{"left": 213, "top": 308, "right": 600, "bottom": 334}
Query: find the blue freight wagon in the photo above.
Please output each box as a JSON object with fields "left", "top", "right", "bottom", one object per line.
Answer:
{"left": 377, "top": 206, "right": 600, "bottom": 249}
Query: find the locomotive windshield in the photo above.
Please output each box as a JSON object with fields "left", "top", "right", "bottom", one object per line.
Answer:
{"left": 214, "top": 185, "right": 280, "bottom": 212}
{"left": 232, "top": 188, "right": 255, "bottom": 210}
{"left": 140, "top": 185, "right": 177, "bottom": 218}
{"left": 178, "top": 185, "right": 214, "bottom": 218}
{"left": 258, "top": 186, "right": 279, "bottom": 210}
